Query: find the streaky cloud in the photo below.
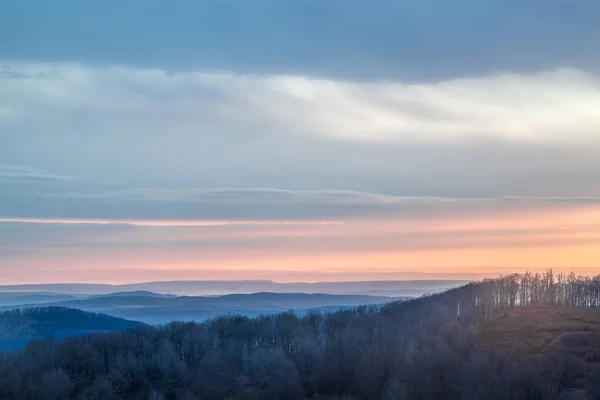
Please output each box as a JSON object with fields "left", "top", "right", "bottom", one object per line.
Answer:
{"left": 0, "top": 164, "right": 73, "bottom": 184}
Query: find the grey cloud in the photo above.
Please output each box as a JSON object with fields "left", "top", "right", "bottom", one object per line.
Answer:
{"left": 2, "top": 216, "right": 600, "bottom": 259}
{"left": 49, "top": 187, "right": 458, "bottom": 206}
{"left": 1, "top": 62, "right": 599, "bottom": 215}
{"left": 0, "top": 165, "right": 74, "bottom": 184}
{"left": 68, "top": 188, "right": 600, "bottom": 206}
{"left": 0, "top": 188, "right": 471, "bottom": 220}
{"left": 4, "top": 65, "right": 599, "bottom": 144}
{"left": 1, "top": 0, "right": 599, "bottom": 80}
{"left": 500, "top": 196, "right": 600, "bottom": 203}
{"left": 0, "top": 221, "right": 138, "bottom": 249}
{"left": 2, "top": 185, "right": 599, "bottom": 221}
{"left": 3, "top": 1, "right": 600, "bottom": 283}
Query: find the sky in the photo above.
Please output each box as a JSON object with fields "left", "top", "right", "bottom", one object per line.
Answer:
{"left": 1, "top": 0, "right": 600, "bottom": 284}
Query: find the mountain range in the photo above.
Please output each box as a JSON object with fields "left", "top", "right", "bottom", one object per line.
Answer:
{"left": 0, "top": 279, "right": 465, "bottom": 296}
{"left": 0, "top": 292, "right": 404, "bottom": 324}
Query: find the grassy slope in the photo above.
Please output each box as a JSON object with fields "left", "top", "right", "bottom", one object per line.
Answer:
{"left": 478, "top": 306, "right": 600, "bottom": 357}
{"left": 478, "top": 306, "right": 600, "bottom": 394}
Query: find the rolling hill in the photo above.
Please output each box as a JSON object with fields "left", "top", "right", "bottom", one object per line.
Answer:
{"left": 0, "top": 306, "right": 146, "bottom": 350}
{"left": 0, "top": 279, "right": 465, "bottom": 297}
{"left": 0, "top": 292, "right": 402, "bottom": 324}
{"left": 0, "top": 270, "right": 599, "bottom": 399}
{"left": 0, "top": 292, "right": 79, "bottom": 306}
{"left": 88, "top": 290, "right": 177, "bottom": 299}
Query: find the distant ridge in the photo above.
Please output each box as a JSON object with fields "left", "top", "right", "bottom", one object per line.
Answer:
{"left": 0, "top": 292, "right": 405, "bottom": 324}
{"left": 89, "top": 291, "right": 177, "bottom": 299}
{"left": 0, "top": 279, "right": 467, "bottom": 297}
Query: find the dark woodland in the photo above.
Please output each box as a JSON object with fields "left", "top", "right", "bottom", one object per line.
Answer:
{"left": 1, "top": 270, "right": 600, "bottom": 400}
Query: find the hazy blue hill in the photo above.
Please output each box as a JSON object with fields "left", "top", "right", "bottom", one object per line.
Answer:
{"left": 0, "top": 292, "right": 79, "bottom": 306}
{"left": 204, "top": 292, "right": 396, "bottom": 308}
{"left": 0, "top": 284, "right": 115, "bottom": 295}
{"left": 0, "top": 279, "right": 466, "bottom": 297}
{"left": 89, "top": 290, "right": 177, "bottom": 299}
{"left": 0, "top": 293, "right": 404, "bottom": 324}
{"left": 358, "top": 289, "right": 452, "bottom": 297}
{"left": 122, "top": 280, "right": 467, "bottom": 296}
{"left": 0, "top": 306, "right": 146, "bottom": 350}
{"left": 0, "top": 290, "right": 173, "bottom": 307}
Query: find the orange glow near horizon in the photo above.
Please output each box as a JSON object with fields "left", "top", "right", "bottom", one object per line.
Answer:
{"left": 1, "top": 204, "right": 600, "bottom": 284}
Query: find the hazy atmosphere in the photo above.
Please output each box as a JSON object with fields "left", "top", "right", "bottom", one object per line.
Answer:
{"left": 3, "top": 2, "right": 600, "bottom": 400}
{"left": 2, "top": 0, "right": 600, "bottom": 283}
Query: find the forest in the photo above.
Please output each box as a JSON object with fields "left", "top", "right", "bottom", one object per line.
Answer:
{"left": 1, "top": 270, "right": 599, "bottom": 400}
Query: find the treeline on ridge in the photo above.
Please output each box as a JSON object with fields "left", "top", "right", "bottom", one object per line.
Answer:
{"left": 1, "top": 270, "right": 599, "bottom": 400}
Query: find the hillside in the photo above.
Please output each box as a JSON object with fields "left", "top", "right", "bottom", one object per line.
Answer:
{"left": 479, "top": 306, "right": 600, "bottom": 357}
{"left": 0, "top": 306, "right": 146, "bottom": 350}
{"left": 0, "top": 270, "right": 599, "bottom": 399}
{"left": 479, "top": 307, "right": 600, "bottom": 393}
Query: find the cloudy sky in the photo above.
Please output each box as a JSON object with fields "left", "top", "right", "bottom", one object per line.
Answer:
{"left": 1, "top": 0, "right": 600, "bottom": 283}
